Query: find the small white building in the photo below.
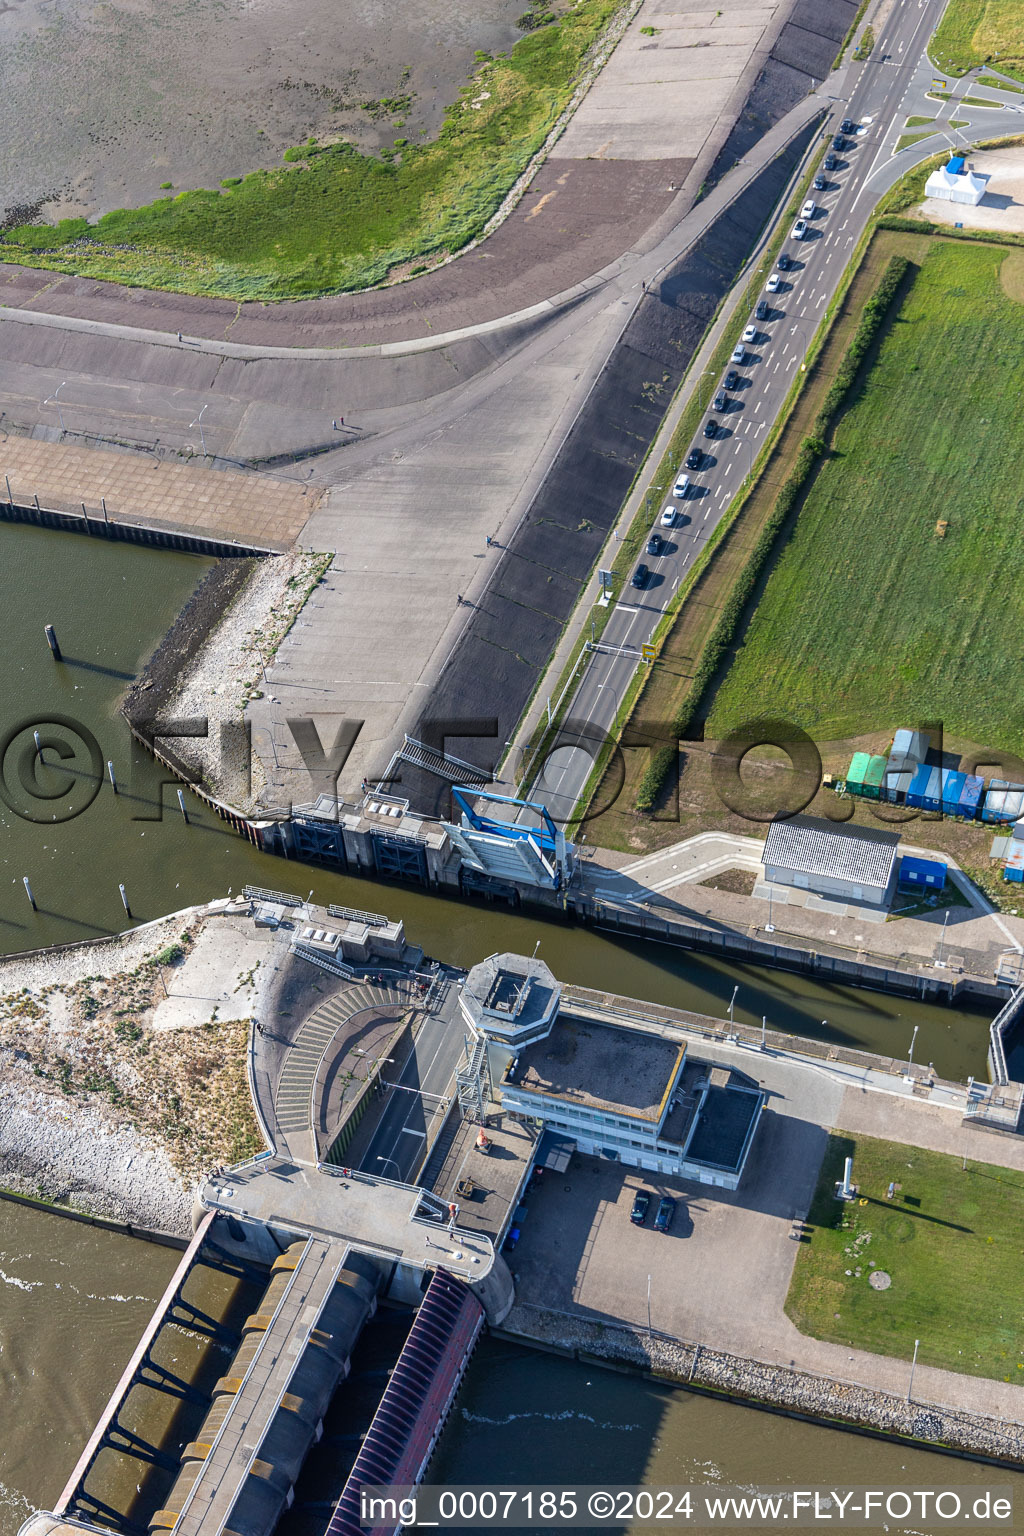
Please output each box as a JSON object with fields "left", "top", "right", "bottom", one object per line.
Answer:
{"left": 924, "top": 160, "right": 988, "bottom": 205}
{"left": 763, "top": 814, "right": 900, "bottom": 909}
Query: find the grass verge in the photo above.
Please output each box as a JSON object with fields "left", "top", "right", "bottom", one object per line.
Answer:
{"left": 931, "top": 0, "right": 1024, "bottom": 82}
{"left": 786, "top": 1132, "right": 1024, "bottom": 1382}
{"left": 0, "top": 0, "right": 623, "bottom": 300}
{"left": 706, "top": 236, "right": 1024, "bottom": 751}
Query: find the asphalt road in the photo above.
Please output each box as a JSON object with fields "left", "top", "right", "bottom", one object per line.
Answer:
{"left": 525, "top": 0, "right": 978, "bottom": 829}
{"left": 358, "top": 1004, "right": 462, "bottom": 1182}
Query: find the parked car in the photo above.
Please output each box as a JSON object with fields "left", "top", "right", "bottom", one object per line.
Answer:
{"left": 801, "top": 199, "right": 817, "bottom": 220}
{"left": 841, "top": 117, "right": 855, "bottom": 134}
{"left": 673, "top": 472, "right": 691, "bottom": 497}
{"left": 755, "top": 298, "right": 770, "bottom": 320}
{"left": 730, "top": 342, "right": 746, "bottom": 364}
{"left": 712, "top": 391, "right": 728, "bottom": 413}
{"left": 704, "top": 417, "right": 719, "bottom": 439}
{"left": 630, "top": 1190, "right": 651, "bottom": 1226}
{"left": 646, "top": 532, "right": 663, "bottom": 557}
{"left": 765, "top": 272, "right": 781, "bottom": 293}
{"left": 631, "top": 563, "right": 650, "bottom": 589}
{"left": 654, "top": 1196, "right": 676, "bottom": 1233}
{"left": 661, "top": 505, "right": 676, "bottom": 527}
{"left": 722, "top": 370, "right": 740, "bottom": 391}
{"left": 824, "top": 152, "right": 838, "bottom": 171}
{"left": 792, "top": 218, "right": 807, "bottom": 241}
{"left": 685, "top": 447, "right": 702, "bottom": 470}
{"left": 777, "top": 252, "right": 793, "bottom": 271}
{"left": 813, "top": 173, "right": 827, "bottom": 191}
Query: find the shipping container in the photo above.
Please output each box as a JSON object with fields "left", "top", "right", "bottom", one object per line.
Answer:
{"left": 940, "top": 769, "right": 966, "bottom": 816}
{"left": 983, "top": 780, "right": 1024, "bottom": 824}
{"left": 846, "top": 752, "right": 870, "bottom": 796}
{"left": 958, "top": 774, "right": 984, "bottom": 820}
{"left": 883, "top": 729, "right": 930, "bottom": 803}
{"left": 862, "top": 755, "right": 887, "bottom": 800}
{"left": 898, "top": 855, "right": 947, "bottom": 891}
{"left": 906, "top": 763, "right": 942, "bottom": 812}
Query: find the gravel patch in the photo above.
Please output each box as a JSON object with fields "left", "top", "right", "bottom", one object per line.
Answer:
{"left": 0, "top": 906, "right": 262, "bottom": 1231}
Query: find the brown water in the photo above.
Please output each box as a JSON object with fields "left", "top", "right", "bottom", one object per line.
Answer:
{"left": 0, "top": 525, "right": 997, "bottom": 1082}
{"left": 2, "top": 1204, "right": 1020, "bottom": 1536}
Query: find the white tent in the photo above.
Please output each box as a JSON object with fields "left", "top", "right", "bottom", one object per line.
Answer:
{"left": 925, "top": 163, "right": 987, "bottom": 205}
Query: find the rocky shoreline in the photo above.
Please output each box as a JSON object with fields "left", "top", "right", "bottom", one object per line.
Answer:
{"left": 0, "top": 906, "right": 262, "bottom": 1238}
{"left": 501, "top": 1304, "right": 1024, "bottom": 1466}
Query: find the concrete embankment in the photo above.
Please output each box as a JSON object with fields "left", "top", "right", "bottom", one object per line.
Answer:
{"left": 499, "top": 1306, "right": 1024, "bottom": 1468}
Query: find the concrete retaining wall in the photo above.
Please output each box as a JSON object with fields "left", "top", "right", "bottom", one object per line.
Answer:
{"left": 0, "top": 495, "right": 274, "bottom": 557}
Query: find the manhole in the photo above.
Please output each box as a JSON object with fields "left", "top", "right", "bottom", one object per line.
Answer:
{"left": 869, "top": 1270, "right": 891, "bottom": 1290}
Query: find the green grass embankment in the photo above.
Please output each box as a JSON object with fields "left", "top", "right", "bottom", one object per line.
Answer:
{"left": 0, "top": 0, "right": 622, "bottom": 300}
{"left": 706, "top": 238, "right": 1024, "bottom": 751}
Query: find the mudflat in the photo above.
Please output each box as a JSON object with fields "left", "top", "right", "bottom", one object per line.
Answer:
{"left": 0, "top": 0, "right": 525, "bottom": 225}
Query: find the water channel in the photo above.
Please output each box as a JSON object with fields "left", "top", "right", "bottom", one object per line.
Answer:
{"left": 0, "top": 524, "right": 999, "bottom": 1081}
{"left": 0, "top": 525, "right": 1019, "bottom": 1532}
{"left": 1, "top": 1203, "right": 1020, "bottom": 1536}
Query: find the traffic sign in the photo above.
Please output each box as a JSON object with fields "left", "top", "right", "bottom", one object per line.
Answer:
{"left": 642, "top": 642, "right": 657, "bottom": 663}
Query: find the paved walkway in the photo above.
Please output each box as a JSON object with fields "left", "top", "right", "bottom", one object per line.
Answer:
{"left": 586, "top": 831, "right": 1024, "bottom": 979}
{"left": 0, "top": 435, "right": 316, "bottom": 549}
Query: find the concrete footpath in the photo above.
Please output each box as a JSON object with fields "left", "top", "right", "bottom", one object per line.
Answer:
{"left": 585, "top": 831, "right": 1024, "bottom": 980}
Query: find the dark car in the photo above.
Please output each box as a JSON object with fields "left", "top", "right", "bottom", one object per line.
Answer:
{"left": 824, "top": 152, "right": 838, "bottom": 171}
{"left": 841, "top": 117, "right": 855, "bottom": 134}
{"left": 712, "top": 391, "right": 728, "bottom": 413}
{"left": 630, "top": 1190, "right": 651, "bottom": 1226}
{"left": 755, "top": 298, "right": 770, "bottom": 321}
{"left": 704, "top": 418, "right": 719, "bottom": 439}
{"left": 813, "top": 173, "right": 827, "bottom": 191}
{"left": 646, "top": 532, "right": 663, "bottom": 557}
{"left": 685, "top": 447, "right": 702, "bottom": 470}
{"left": 833, "top": 133, "right": 845, "bottom": 150}
{"left": 723, "top": 369, "right": 739, "bottom": 391}
{"left": 503, "top": 1225, "right": 521, "bottom": 1251}
{"left": 654, "top": 1196, "right": 676, "bottom": 1233}
{"left": 777, "top": 252, "right": 793, "bottom": 271}
{"left": 631, "top": 563, "right": 650, "bottom": 589}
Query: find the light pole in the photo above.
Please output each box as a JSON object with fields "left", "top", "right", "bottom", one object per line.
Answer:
{"left": 647, "top": 1273, "right": 652, "bottom": 1338}
{"left": 908, "top": 1024, "right": 920, "bottom": 1070}
{"left": 190, "top": 402, "right": 209, "bottom": 456}
{"left": 728, "top": 985, "right": 739, "bottom": 1026}
{"left": 766, "top": 883, "right": 775, "bottom": 933}
{"left": 43, "top": 380, "right": 68, "bottom": 434}
{"left": 907, "top": 1338, "right": 920, "bottom": 1401}
{"left": 761, "top": 1015, "right": 768, "bottom": 1051}
{"left": 936, "top": 908, "right": 949, "bottom": 967}
{"left": 376, "top": 1156, "right": 401, "bottom": 1180}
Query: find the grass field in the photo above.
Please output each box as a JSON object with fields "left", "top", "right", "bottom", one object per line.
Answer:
{"left": 932, "top": 0, "right": 1024, "bottom": 80}
{"left": 0, "top": 0, "right": 619, "bottom": 300}
{"left": 706, "top": 238, "right": 1024, "bottom": 752}
{"left": 786, "top": 1134, "right": 1024, "bottom": 1380}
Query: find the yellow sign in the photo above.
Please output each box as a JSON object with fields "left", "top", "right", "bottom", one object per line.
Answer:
{"left": 642, "top": 642, "right": 657, "bottom": 662}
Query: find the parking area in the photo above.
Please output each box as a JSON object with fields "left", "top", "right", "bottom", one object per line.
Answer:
{"left": 508, "top": 1092, "right": 836, "bottom": 1361}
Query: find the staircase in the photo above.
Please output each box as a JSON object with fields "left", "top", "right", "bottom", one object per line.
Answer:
{"left": 273, "top": 979, "right": 414, "bottom": 1149}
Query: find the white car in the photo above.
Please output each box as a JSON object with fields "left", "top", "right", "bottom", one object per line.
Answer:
{"left": 661, "top": 505, "right": 676, "bottom": 527}
{"left": 801, "top": 199, "right": 817, "bottom": 219}
{"left": 766, "top": 272, "right": 781, "bottom": 292}
{"left": 731, "top": 343, "right": 746, "bottom": 363}
{"left": 673, "top": 474, "right": 690, "bottom": 498}
{"left": 792, "top": 218, "right": 807, "bottom": 241}
{"left": 742, "top": 324, "right": 757, "bottom": 343}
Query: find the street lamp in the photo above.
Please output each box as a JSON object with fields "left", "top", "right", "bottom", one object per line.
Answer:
{"left": 908, "top": 1024, "right": 920, "bottom": 1070}
{"left": 936, "top": 908, "right": 950, "bottom": 967}
{"left": 728, "top": 985, "right": 739, "bottom": 1026}
{"left": 190, "top": 402, "right": 209, "bottom": 456}
{"left": 377, "top": 1156, "right": 401, "bottom": 1180}
{"left": 43, "top": 380, "right": 68, "bottom": 434}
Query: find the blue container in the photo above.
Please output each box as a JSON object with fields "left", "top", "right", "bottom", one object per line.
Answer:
{"left": 940, "top": 769, "right": 966, "bottom": 816}
{"left": 906, "top": 763, "right": 941, "bottom": 812}
{"left": 958, "top": 775, "right": 984, "bottom": 820}
{"left": 898, "top": 855, "right": 947, "bottom": 891}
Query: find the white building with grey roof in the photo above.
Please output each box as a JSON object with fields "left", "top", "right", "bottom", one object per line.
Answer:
{"left": 762, "top": 814, "right": 900, "bottom": 909}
